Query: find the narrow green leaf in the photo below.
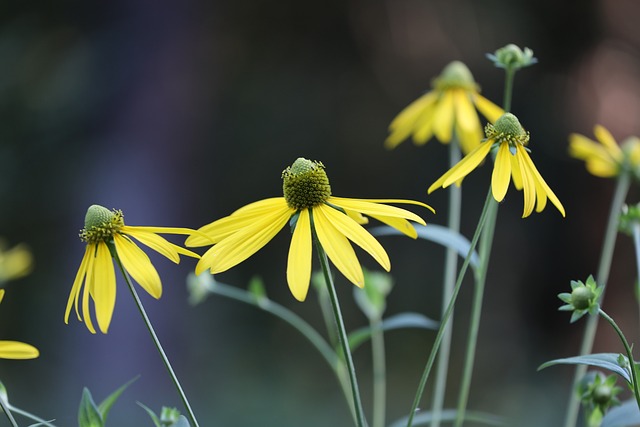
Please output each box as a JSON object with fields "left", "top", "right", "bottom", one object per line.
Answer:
{"left": 601, "top": 399, "right": 640, "bottom": 427}
{"left": 137, "top": 402, "right": 162, "bottom": 427}
{"left": 97, "top": 377, "right": 139, "bottom": 423}
{"left": 348, "top": 312, "right": 439, "bottom": 351}
{"left": 78, "top": 388, "right": 103, "bottom": 427}
{"left": 538, "top": 353, "right": 633, "bottom": 384}
{"left": 370, "top": 224, "right": 480, "bottom": 269}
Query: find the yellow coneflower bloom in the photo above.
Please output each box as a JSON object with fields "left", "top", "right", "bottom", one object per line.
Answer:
{"left": 569, "top": 125, "right": 640, "bottom": 178}
{"left": 428, "top": 113, "right": 565, "bottom": 218}
{"left": 0, "top": 290, "right": 38, "bottom": 359}
{"left": 0, "top": 240, "right": 32, "bottom": 285}
{"left": 386, "top": 61, "right": 504, "bottom": 154}
{"left": 65, "top": 205, "right": 200, "bottom": 334}
{"left": 186, "top": 158, "right": 434, "bottom": 302}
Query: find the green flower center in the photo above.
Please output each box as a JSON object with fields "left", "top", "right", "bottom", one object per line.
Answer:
{"left": 432, "top": 61, "right": 478, "bottom": 92}
{"left": 80, "top": 204, "right": 124, "bottom": 244}
{"left": 570, "top": 286, "right": 594, "bottom": 310}
{"left": 282, "top": 158, "right": 332, "bottom": 210}
{"left": 485, "top": 112, "right": 530, "bottom": 148}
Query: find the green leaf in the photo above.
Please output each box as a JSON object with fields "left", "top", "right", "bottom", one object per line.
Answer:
{"left": 601, "top": 399, "right": 640, "bottom": 427}
{"left": 370, "top": 224, "right": 480, "bottom": 269}
{"left": 348, "top": 312, "right": 439, "bottom": 351}
{"left": 172, "top": 416, "right": 191, "bottom": 427}
{"left": 78, "top": 388, "right": 103, "bottom": 427}
{"left": 137, "top": 402, "right": 162, "bottom": 427}
{"left": 538, "top": 354, "right": 633, "bottom": 384}
{"left": 97, "top": 377, "right": 138, "bottom": 423}
{"left": 388, "top": 408, "right": 507, "bottom": 426}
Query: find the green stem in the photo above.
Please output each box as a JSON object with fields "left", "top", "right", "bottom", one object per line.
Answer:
{"left": 430, "top": 141, "right": 462, "bottom": 427}
{"left": 563, "top": 173, "right": 631, "bottom": 427}
{"left": 406, "top": 189, "right": 496, "bottom": 427}
{"left": 6, "top": 405, "right": 56, "bottom": 427}
{"left": 115, "top": 258, "right": 200, "bottom": 427}
{"left": 503, "top": 68, "right": 515, "bottom": 113}
{"left": 0, "top": 396, "right": 19, "bottom": 427}
{"left": 631, "top": 224, "right": 640, "bottom": 325}
{"left": 598, "top": 308, "right": 640, "bottom": 411}
{"left": 314, "top": 237, "right": 368, "bottom": 427}
{"left": 371, "top": 315, "right": 386, "bottom": 427}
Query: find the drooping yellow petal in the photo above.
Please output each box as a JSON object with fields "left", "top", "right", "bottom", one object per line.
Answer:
{"left": 124, "top": 228, "right": 199, "bottom": 263}
{"left": 329, "top": 197, "right": 431, "bottom": 223}
{"left": 197, "top": 205, "right": 293, "bottom": 275}
{"left": 187, "top": 198, "right": 289, "bottom": 246}
{"left": 412, "top": 98, "right": 439, "bottom": 145}
{"left": 453, "top": 89, "right": 478, "bottom": 132}
{"left": 432, "top": 91, "right": 455, "bottom": 143}
{"left": 0, "top": 289, "right": 4, "bottom": 304}
{"left": 385, "top": 92, "right": 438, "bottom": 149}
{"left": 368, "top": 215, "right": 417, "bottom": 238}
{"left": 312, "top": 208, "right": 364, "bottom": 287}
{"left": 0, "top": 341, "right": 39, "bottom": 359}
{"left": 92, "top": 242, "right": 116, "bottom": 334}
{"left": 82, "top": 248, "right": 97, "bottom": 334}
{"left": 455, "top": 114, "right": 483, "bottom": 154}
{"left": 65, "top": 245, "right": 92, "bottom": 324}
{"left": 569, "top": 133, "right": 620, "bottom": 169}
{"left": 114, "top": 234, "right": 162, "bottom": 299}
{"left": 594, "top": 125, "right": 622, "bottom": 153}
{"left": 520, "top": 149, "right": 566, "bottom": 217}
{"left": 318, "top": 204, "right": 390, "bottom": 271}
{"left": 472, "top": 93, "right": 504, "bottom": 123}
{"left": 492, "top": 143, "right": 513, "bottom": 202}
{"left": 516, "top": 146, "right": 536, "bottom": 218}
{"left": 509, "top": 149, "right": 523, "bottom": 190}
{"left": 287, "top": 209, "right": 312, "bottom": 301}
{"left": 428, "top": 140, "right": 493, "bottom": 192}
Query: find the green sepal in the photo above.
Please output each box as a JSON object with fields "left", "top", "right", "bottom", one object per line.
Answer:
{"left": 558, "top": 293, "right": 572, "bottom": 304}
{"left": 570, "top": 310, "right": 587, "bottom": 323}
{"left": 137, "top": 402, "right": 162, "bottom": 427}
{"left": 78, "top": 388, "right": 104, "bottom": 427}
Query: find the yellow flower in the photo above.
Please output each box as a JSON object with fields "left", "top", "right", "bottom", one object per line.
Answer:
{"left": 0, "top": 239, "right": 32, "bottom": 284}
{"left": 386, "top": 61, "right": 504, "bottom": 154}
{"left": 569, "top": 125, "right": 640, "bottom": 178}
{"left": 0, "top": 290, "right": 38, "bottom": 359}
{"left": 428, "top": 113, "right": 565, "bottom": 218}
{"left": 65, "top": 205, "right": 200, "bottom": 334}
{"left": 186, "top": 158, "right": 434, "bottom": 302}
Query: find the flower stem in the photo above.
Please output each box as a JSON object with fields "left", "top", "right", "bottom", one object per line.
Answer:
{"left": 6, "top": 404, "right": 56, "bottom": 427}
{"left": 631, "top": 224, "right": 640, "bottom": 326}
{"left": 406, "top": 189, "right": 496, "bottom": 427}
{"left": 314, "top": 238, "right": 368, "bottom": 427}
{"left": 503, "top": 67, "right": 515, "bottom": 113}
{"left": 563, "top": 173, "right": 631, "bottom": 427}
{"left": 430, "top": 141, "right": 462, "bottom": 427}
{"left": 115, "top": 258, "right": 200, "bottom": 427}
{"left": 371, "top": 314, "right": 386, "bottom": 427}
{"left": 0, "top": 396, "right": 19, "bottom": 427}
{"left": 598, "top": 308, "right": 640, "bottom": 411}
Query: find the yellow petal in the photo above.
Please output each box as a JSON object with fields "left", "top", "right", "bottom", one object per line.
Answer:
{"left": 516, "top": 146, "right": 536, "bottom": 218}
{"left": 198, "top": 205, "right": 293, "bottom": 275}
{"left": 124, "top": 228, "right": 199, "bottom": 263}
{"left": 472, "top": 93, "right": 504, "bottom": 123}
{"left": 520, "top": 149, "right": 566, "bottom": 217}
{"left": 312, "top": 209, "right": 364, "bottom": 287}
{"left": 82, "top": 248, "right": 97, "bottom": 334}
{"left": 287, "top": 209, "right": 312, "bottom": 301}
{"left": 455, "top": 116, "right": 483, "bottom": 154}
{"left": 65, "top": 245, "right": 91, "bottom": 324}
{"left": 93, "top": 242, "right": 116, "bottom": 334}
{"left": 318, "top": 204, "right": 390, "bottom": 271}
{"left": 368, "top": 215, "right": 417, "bottom": 238}
{"left": 186, "top": 198, "right": 288, "bottom": 246}
{"left": 491, "top": 143, "right": 512, "bottom": 202}
{"left": 329, "top": 197, "right": 431, "bottom": 223}
{"left": 0, "top": 341, "right": 39, "bottom": 359}
{"left": 432, "top": 91, "right": 455, "bottom": 142}
{"left": 385, "top": 92, "right": 438, "bottom": 149}
{"left": 429, "top": 140, "right": 493, "bottom": 192}
{"left": 0, "top": 289, "right": 4, "bottom": 304}
{"left": 509, "top": 149, "right": 523, "bottom": 190}
{"left": 412, "top": 99, "right": 439, "bottom": 145}
{"left": 569, "top": 133, "right": 620, "bottom": 165}
{"left": 594, "top": 125, "right": 621, "bottom": 153}
{"left": 453, "top": 89, "right": 479, "bottom": 132}
{"left": 114, "top": 234, "right": 162, "bottom": 299}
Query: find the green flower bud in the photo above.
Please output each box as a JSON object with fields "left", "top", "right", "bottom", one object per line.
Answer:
{"left": 487, "top": 44, "right": 537, "bottom": 70}
{"left": 485, "top": 113, "right": 530, "bottom": 149}
{"left": 571, "top": 286, "right": 595, "bottom": 311}
{"left": 282, "top": 158, "right": 332, "bottom": 210}
{"left": 592, "top": 384, "right": 613, "bottom": 406}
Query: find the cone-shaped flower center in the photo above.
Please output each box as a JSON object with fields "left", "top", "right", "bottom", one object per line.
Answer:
{"left": 80, "top": 204, "right": 124, "bottom": 243}
{"left": 282, "top": 158, "right": 332, "bottom": 210}
{"left": 433, "top": 60, "right": 478, "bottom": 92}
{"left": 485, "top": 112, "right": 530, "bottom": 148}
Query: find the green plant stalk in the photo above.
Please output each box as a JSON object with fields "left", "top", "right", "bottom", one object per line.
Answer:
{"left": 406, "top": 189, "right": 496, "bottom": 427}
{"left": 563, "top": 173, "right": 631, "bottom": 427}
{"left": 598, "top": 308, "right": 640, "bottom": 411}
{"left": 314, "top": 238, "right": 368, "bottom": 427}
{"left": 0, "top": 396, "right": 19, "bottom": 427}
{"left": 115, "top": 258, "right": 200, "bottom": 427}
{"left": 7, "top": 405, "right": 57, "bottom": 427}
{"left": 631, "top": 223, "right": 640, "bottom": 321}
{"left": 371, "top": 314, "right": 386, "bottom": 427}
{"left": 430, "top": 137, "right": 463, "bottom": 427}
{"left": 199, "top": 278, "right": 354, "bottom": 415}
{"left": 502, "top": 67, "right": 515, "bottom": 113}
{"left": 454, "top": 199, "right": 498, "bottom": 427}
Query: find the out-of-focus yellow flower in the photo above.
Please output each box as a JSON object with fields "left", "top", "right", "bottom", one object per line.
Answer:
{"left": 186, "top": 158, "right": 434, "bottom": 302}
{"left": 386, "top": 61, "right": 504, "bottom": 154}
{"left": 429, "top": 113, "right": 565, "bottom": 218}
{"left": 569, "top": 125, "right": 640, "bottom": 179}
{"left": 0, "top": 290, "right": 38, "bottom": 359}
{"left": 65, "top": 205, "right": 200, "bottom": 334}
{"left": 0, "top": 240, "right": 32, "bottom": 285}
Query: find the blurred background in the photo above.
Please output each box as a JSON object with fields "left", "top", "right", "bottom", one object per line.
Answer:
{"left": 1, "top": 0, "right": 640, "bottom": 425}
